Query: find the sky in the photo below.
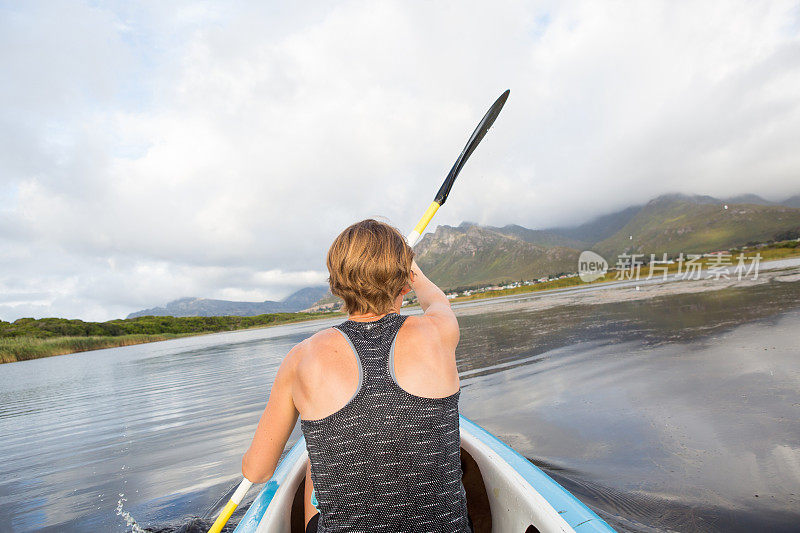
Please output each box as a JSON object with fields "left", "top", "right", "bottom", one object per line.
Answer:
{"left": 1, "top": 0, "right": 799, "bottom": 322}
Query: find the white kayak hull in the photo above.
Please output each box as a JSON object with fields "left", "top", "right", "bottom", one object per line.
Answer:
{"left": 233, "top": 415, "right": 615, "bottom": 532}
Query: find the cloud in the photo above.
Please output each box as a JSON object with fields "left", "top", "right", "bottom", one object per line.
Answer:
{"left": 1, "top": 0, "right": 799, "bottom": 320}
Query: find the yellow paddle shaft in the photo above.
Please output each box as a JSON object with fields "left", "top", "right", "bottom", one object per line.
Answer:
{"left": 208, "top": 478, "right": 253, "bottom": 533}
{"left": 406, "top": 201, "right": 440, "bottom": 247}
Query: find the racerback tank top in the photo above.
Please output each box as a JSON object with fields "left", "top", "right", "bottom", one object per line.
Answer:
{"left": 300, "top": 312, "right": 470, "bottom": 533}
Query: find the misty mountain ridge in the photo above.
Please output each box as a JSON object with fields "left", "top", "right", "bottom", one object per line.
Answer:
{"left": 129, "top": 191, "right": 800, "bottom": 315}
{"left": 127, "top": 286, "right": 329, "bottom": 318}
{"left": 414, "top": 192, "right": 800, "bottom": 289}
{"left": 463, "top": 192, "right": 798, "bottom": 248}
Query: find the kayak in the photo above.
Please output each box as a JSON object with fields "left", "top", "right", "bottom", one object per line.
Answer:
{"left": 233, "top": 415, "right": 615, "bottom": 532}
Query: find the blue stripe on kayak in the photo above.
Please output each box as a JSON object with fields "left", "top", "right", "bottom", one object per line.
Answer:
{"left": 459, "top": 415, "right": 615, "bottom": 532}
{"left": 233, "top": 437, "right": 307, "bottom": 533}
{"left": 234, "top": 417, "right": 615, "bottom": 532}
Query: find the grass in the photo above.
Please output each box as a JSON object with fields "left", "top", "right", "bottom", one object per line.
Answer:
{"left": 0, "top": 312, "right": 342, "bottom": 364}
{"left": 0, "top": 334, "right": 190, "bottom": 364}
{"left": 449, "top": 275, "right": 601, "bottom": 304}
{"left": 751, "top": 245, "right": 800, "bottom": 261}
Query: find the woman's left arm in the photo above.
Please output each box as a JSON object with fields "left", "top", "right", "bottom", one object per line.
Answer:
{"left": 241, "top": 345, "right": 301, "bottom": 483}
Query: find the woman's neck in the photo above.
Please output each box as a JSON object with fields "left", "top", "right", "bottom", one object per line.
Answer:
{"left": 348, "top": 310, "right": 394, "bottom": 322}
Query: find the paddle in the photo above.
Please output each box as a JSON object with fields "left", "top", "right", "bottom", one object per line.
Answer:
{"left": 406, "top": 89, "right": 510, "bottom": 246}
{"left": 207, "top": 478, "right": 252, "bottom": 533}
{"left": 206, "top": 89, "right": 509, "bottom": 533}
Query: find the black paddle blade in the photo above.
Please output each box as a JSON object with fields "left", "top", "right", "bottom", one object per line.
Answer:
{"left": 434, "top": 89, "right": 510, "bottom": 205}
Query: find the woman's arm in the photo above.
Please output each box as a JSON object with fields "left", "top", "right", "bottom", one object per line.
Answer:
{"left": 409, "top": 260, "right": 459, "bottom": 349}
{"left": 241, "top": 346, "right": 301, "bottom": 483}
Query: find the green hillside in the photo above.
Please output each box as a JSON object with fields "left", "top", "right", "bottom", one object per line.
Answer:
{"left": 414, "top": 224, "right": 578, "bottom": 289}
{"left": 484, "top": 223, "right": 585, "bottom": 249}
{"left": 312, "top": 192, "right": 800, "bottom": 303}
{"left": 413, "top": 194, "right": 800, "bottom": 289}
{"left": 0, "top": 312, "right": 330, "bottom": 363}
{"left": 543, "top": 204, "right": 643, "bottom": 247}
{"left": 595, "top": 195, "right": 800, "bottom": 256}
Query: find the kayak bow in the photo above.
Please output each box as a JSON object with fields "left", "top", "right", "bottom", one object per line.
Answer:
{"left": 232, "top": 415, "right": 616, "bottom": 532}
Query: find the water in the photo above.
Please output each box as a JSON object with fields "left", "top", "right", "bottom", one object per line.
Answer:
{"left": 1, "top": 280, "right": 799, "bottom": 532}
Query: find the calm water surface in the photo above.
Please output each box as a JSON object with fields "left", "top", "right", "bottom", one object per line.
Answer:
{"left": 1, "top": 280, "right": 799, "bottom": 532}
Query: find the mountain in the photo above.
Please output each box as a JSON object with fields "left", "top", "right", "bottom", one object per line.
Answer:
{"left": 782, "top": 194, "right": 800, "bottom": 208}
{"left": 127, "top": 286, "right": 329, "bottom": 318}
{"left": 280, "top": 287, "right": 333, "bottom": 309}
{"left": 407, "top": 192, "right": 800, "bottom": 289}
{"left": 301, "top": 192, "right": 800, "bottom": 304}
{"left": 484, "top": 223, "right": 585, "bottom": 249}
{"left": 414, "top": 224, "right": 578, "bottom": 288}
{"left": 593, "top": 194, "right": 800, "bottom": 256}
{"left": 541, "top": 204, "right": 643, "bottom": 247}
{"left": 723, "top": 194, "right": 773, "bottom": 205}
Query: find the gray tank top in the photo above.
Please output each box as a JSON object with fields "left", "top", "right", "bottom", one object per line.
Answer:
{"left": 300, "top": 312, "right": 470, "bottom": 533}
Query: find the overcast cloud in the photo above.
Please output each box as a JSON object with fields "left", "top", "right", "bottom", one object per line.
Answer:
{"left": 1, "top": 0, "right": 799, "bottom": 321}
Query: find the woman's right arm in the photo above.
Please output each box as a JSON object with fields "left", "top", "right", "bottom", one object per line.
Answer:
{"left": 409, "top": 260, "right": 459, "bottom": 349}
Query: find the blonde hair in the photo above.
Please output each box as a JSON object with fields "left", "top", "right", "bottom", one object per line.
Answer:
{"left": 327, "top": 219, "right": 414, "bottom": 315}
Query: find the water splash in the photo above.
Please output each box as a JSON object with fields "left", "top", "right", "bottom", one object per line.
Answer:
{"left": 116, "top": 494, "right": 146, "bottom": 533}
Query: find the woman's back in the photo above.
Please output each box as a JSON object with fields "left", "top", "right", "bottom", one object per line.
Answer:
{"left": 240, "top": 220, "right": 469, "bottom": 531}
{"left": 298, "top": 313, "right": 470, "bottom": 533}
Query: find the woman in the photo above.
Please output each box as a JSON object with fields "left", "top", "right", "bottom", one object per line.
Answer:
{"left": 242, "top": 219, "right": 471, "bottom": 532}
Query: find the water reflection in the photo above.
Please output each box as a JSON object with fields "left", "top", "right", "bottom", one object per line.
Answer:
{"left": 458, "top": 281, "right": 800, "bottom": 532}
{"left": 0, "top": 282, "right": 798, "bottom": 532}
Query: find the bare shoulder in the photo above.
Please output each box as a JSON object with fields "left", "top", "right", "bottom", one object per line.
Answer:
{"left": 395, "top": 314, "right": 460, "bottom": 398}
{"left": 402, "top": 314, "right": 440, "bottom": 338}
{"left": 292, "top": 328, "right": 344, "bottom": 377}
{"left": 406, "top": 304, "right": 460, "bottom": 350}
{"left": 291, "top": 327, "right": 360, "bottom": 420}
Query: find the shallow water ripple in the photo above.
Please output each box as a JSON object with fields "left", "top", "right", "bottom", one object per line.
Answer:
{"left": 1, "top": 283, "right": 799, "bottom": 532}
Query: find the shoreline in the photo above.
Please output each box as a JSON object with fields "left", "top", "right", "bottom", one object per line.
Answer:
{"left": 0, "top": 312, "right": 343, "bottom": 365}
{"left": 446, "top": 246, "right": 800, "bottom": 305}
{"left": 3, "top": 255, "right": 799, "bottom": 365}
{"left": 452, "top": 259, "right": 800, "bottom": 318}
